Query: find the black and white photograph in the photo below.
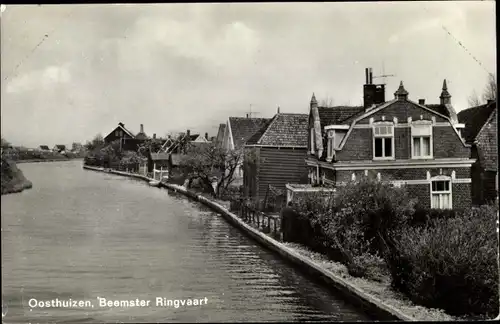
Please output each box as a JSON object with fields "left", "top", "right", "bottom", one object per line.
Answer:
{"left": 1, "top": 2, "right": 498, "bottom": 323}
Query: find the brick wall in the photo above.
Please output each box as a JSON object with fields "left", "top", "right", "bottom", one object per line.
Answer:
{"left": 433, "top": 127, "right": 470, "bottom": 158}
{"left": 357, "top": 101, "right": 448, "bottom": 124}
{"left": 336, "top": 128, "right": 372, "bottom": 160}
{"left": 453, "top": 183, "right": 472, "bottom": 209}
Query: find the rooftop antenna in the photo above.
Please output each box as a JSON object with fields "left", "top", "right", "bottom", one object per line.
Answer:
{"left": 245, "top": 104, "right": 260, "bottom": 118}
{"left": 372, "top": 61, "right": 396, "bottom": 85}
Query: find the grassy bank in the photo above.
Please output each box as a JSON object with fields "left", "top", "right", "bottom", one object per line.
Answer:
{"left": 1, "top": 157, "right": 33, "bottom": 195}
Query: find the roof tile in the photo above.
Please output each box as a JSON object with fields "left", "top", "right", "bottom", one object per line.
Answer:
{"left": 247, "top": 113, "right": 309, "bottom": 147}
{"left": 229, "top": 117, "right": 270, "bottom": 149}
{"left": 457, "top": 101, "right": 497, "bottom": 143}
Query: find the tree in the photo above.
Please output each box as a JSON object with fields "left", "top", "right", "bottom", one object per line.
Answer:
{"left": 84, "top": 133, "right": 105, "bottom": 152}
{"left": 467, "top": 74, "right": 497, "bottom": 107}
{"left": 1, "top": 137, "right": 11, "bottom": 149}
{"left": 482, "top": 73, "right": 497, "bottom": 102}
{"left": 137, "top": 138, "right": 165, "bottom": 157}
{"left": 179, "top": 142, "right": 246, "bottom": 198}
{"left": 320, "top": 96, "right": 335, "bottom": 107}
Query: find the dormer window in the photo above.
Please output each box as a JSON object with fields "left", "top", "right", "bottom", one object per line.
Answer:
{"left": 411, "top": 121, "right": 433, "bottom": 159}
{"left": 372, "top": 122, "right": 394, "bottom": 160}
{"left": 327, "top": 130, "right": 334, "bottom": 161}
{"left": 325, "top": 125, "right": 349, "bottom": 162}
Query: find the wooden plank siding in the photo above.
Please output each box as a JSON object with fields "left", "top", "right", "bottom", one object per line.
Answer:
{"left": 255, "top": 147, "right": 309, "bottom": 200}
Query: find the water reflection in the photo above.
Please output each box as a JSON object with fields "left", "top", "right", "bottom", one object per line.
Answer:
{"left": 1, "top": 161, "right": 371, "bottom": 323}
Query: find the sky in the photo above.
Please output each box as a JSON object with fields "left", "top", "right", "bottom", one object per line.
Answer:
{"left": 0, "top": 2, "right": 496, "bottom": 148}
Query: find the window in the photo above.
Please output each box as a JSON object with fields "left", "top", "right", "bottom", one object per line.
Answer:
{"left": 411, "top": 122, "right": 432, "bottom": 158}
{"left": 431, "top": 179, "right": 452, "bottom": 209}
{"left": 327, "top": 130, "right": 334, "bottom": 161}
{"left": 373, "top": 123, "right": 394, "bottom": 159}
{"left": 115, "top": 130, "right": 119, "bottom": 136}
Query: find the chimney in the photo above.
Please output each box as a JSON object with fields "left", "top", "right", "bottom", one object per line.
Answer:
{"left": 205, "top": 132, "right": 208, "bottom": 140}
{"left": 186, "top": 129, "right": 190, "bottom": 139}
{"left": 118, "top": 122, "right": 124, "bottom": 127}
{"left": 140, "top": 124, "right": 144, "bottom": 133}
{"left": 277, "top": 106, "right": 280, "bottom": 114}
{"left": 168, "top": 135, "right": 171, "bottom": 139}
{"left": 153, "top": 133, "right": 156, "bottom": 139}
{"left": 363, "top": 68, "right": 385, "bottom": 109}
{"left": 246, "top": 113, "right": 249, "bottom": 118}
{"left": 418, "top": 99, "right": 425, "bottom": 105}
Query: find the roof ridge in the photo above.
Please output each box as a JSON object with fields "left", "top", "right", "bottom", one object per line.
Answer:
{"left": 256, "top": 114, "right": 279, "bottom": 145}
{"left": 474, "top": 102, "right": 497, "bottom": 141}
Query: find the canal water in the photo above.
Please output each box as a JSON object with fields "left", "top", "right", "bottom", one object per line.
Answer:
{"left": 1, "top": 161, "right": 372, "bottom": 323}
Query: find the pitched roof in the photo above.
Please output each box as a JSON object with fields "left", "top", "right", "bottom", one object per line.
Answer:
{"left": 317, "top": 106, "right": 365, "bottom": 129}
{"left": 189, "top": 134, "right": 200, "bottom": 141}
{"left": 39, "top": 145, "right": 50, "bottom": 150}
{"left": 228, "top": 117, "right": 270, "bottom": 149}
{"left": 55, "top": 145, "right": 66, "bottom": 150}
{"left": 246, "top": 113, "right": 309, "bottom": 147}
{"left": 424, "top": 104, "right": 451, "bottom": 117}
{"left": 457, "top": 101, "right": 497, "bottom": 143}
{"left": 216, "top": 123, "right": 226, "bottom": 145}
{"left": 105, "top": 123, "right": 136, "bottom": 139}
{"left": 135, "top": 132, "right": 148, "bottom": 140}
{"left": 150, "top": 152, "right": 170, "bottom": 161}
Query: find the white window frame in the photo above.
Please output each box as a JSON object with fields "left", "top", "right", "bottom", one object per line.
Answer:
{"left": 411, "top": 121, "right": 433, "bottom": 159}
{"left": 310, "top": 128, "right": 315, "bottom": 155}
{"left": 372, "top": 122, "right": 395, "bottom": 160}
{"left": 430, "top": 176, "right": 452, "bottom": 209}
{"left": 327, "top": 130, "right": 334, "bottom": 162}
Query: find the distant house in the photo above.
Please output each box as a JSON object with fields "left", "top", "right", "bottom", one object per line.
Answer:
{"left": 221, "top": 116, "right": 271, "bottom": 186}
{"left": 458, "top": 100, "right": 497, "bottom": 205}
{"left": 191, "top": 132, "right": 210, "bottom": 143}
{"left": 53, "top": 145, "right": 66, "bottom": 153}
{"left": 215, "top": 123, "right": 226, "bottom": 148}
{"left": 244, "top": 112, "right": 309, "bottom": 202}
{"left": 71, "top": 142, "right": 83, "bottom": 152}
{"left": 39, "top": 145, "right": 50, "bottom": 151}
{"left": 148, "top": 152, "right": 171, "bottom": 173}
{"left": 104, "top": 122, "right": 149, "bottom": 151}
{"left": 159, "top": 129, "right": 210, "bottom": 154}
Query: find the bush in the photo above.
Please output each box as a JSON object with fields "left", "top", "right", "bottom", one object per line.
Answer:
{"left": 292, "top": 177, "right": 417, "bottom": 278}
{"left": 385, "top": 204, "right": 499, "bottom": 318}
{"left": 411, "top": 206, "right": 458, "bottom": 227}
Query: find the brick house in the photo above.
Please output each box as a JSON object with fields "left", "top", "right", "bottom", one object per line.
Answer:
{"left": 457, "top": 100, "right": 498, "bottom": 205}
{"left": 221, "top": 116, "right": 270, "bottom": 186}
{"left": 243, "top": 112, "right": 309, "bottom": 203}
{"left": 304, "top": 69, "right": 475, "bottom": 210}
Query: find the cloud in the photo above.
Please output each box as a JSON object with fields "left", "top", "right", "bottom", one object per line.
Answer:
{"left": 388, "top": 5, "right": 466, "bottom": 44}
{"left": 6, "top": 64, "right": 71, "bottom": 94}
{"left": 119, "top": 16, "right": 260, "bottom": 73}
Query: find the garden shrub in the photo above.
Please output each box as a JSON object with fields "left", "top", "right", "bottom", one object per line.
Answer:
{"left": 410, "top": 206, "right": 458, "bottom": 227}
{"left": 386, "top": 204, "right": 499, "bottom": 318}
{"left": 292, "top": 177, "right": 417, "bottom": 278}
